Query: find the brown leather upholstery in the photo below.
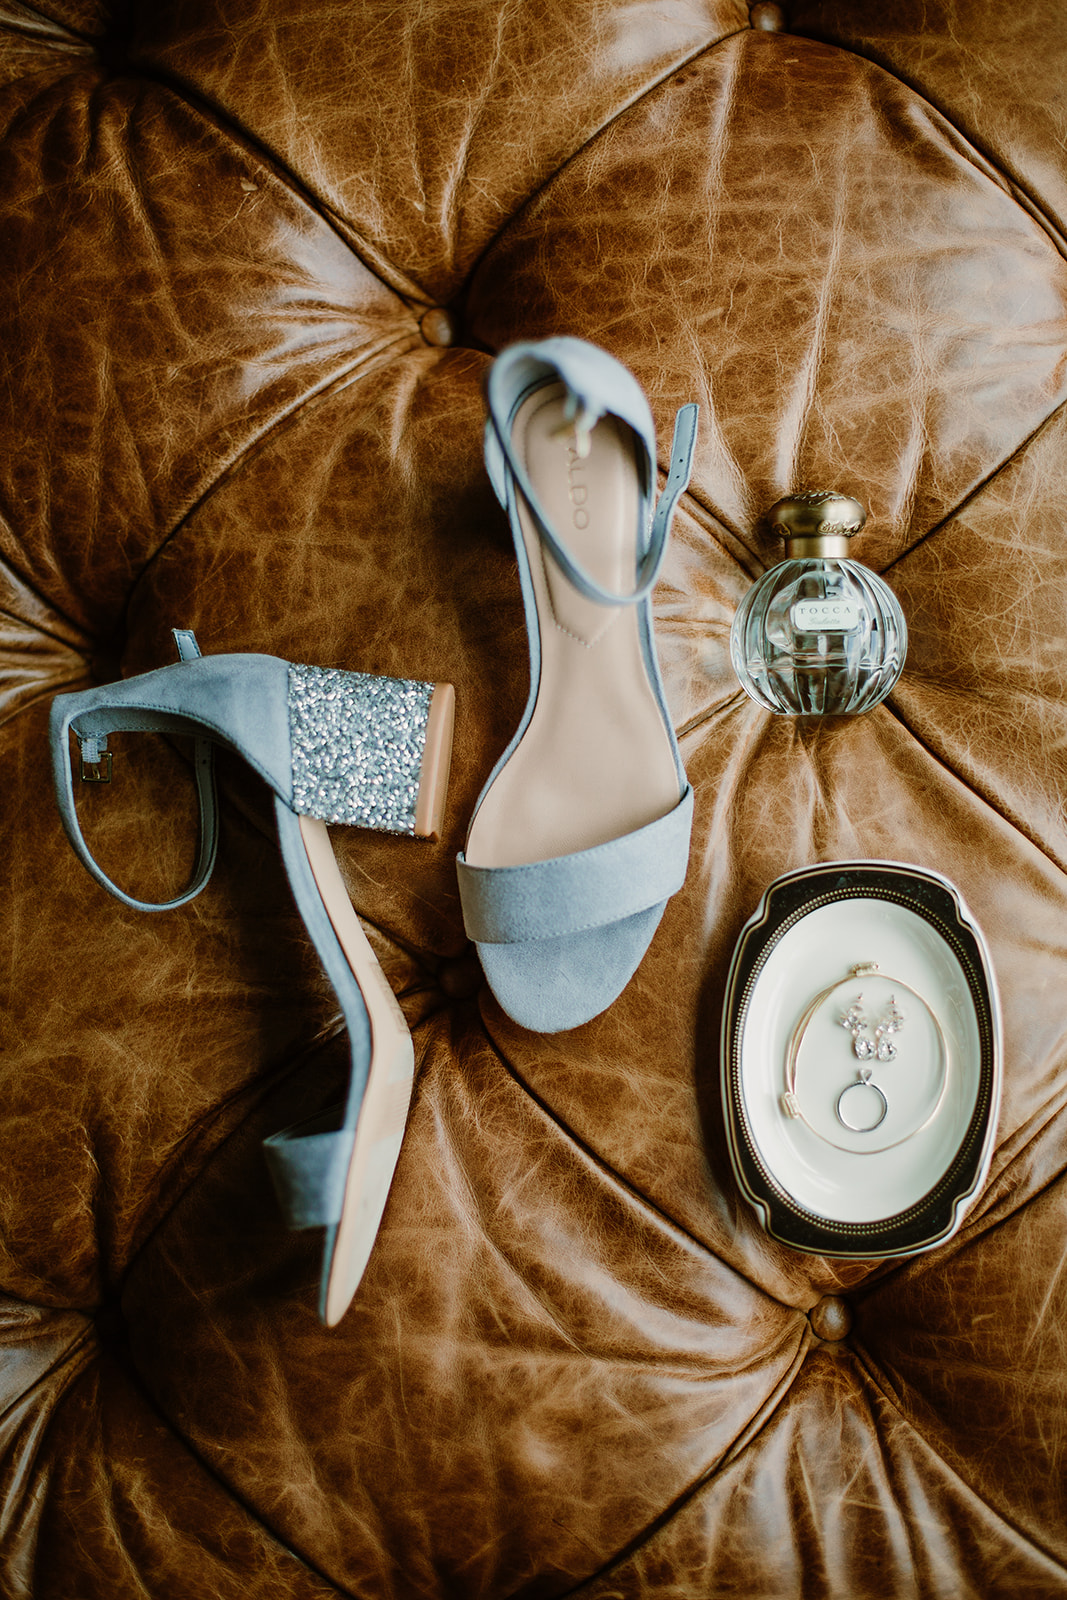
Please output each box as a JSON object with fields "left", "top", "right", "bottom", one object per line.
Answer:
{"left": 2, "top": 1, "right": 1065, "bottom": 1594}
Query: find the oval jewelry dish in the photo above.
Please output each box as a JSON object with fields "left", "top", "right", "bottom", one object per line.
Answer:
{"left": 721, "top": 862, "right": 1001, "bottom": 1259}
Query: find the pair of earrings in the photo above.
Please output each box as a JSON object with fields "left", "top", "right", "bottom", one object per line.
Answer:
{"left": 835, "top": 991, "right": 905, "bottom": 1131}
{"left": 840, "top": 994, "right": 904, "bottom": 1063}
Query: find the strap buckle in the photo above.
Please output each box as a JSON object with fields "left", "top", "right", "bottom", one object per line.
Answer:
{"left": 78, "top": 736, "right": 112, "bottom": 783}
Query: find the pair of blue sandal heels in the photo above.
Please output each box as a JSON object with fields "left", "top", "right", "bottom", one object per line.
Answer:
{"left": 50, "top": 338, "right": 698, "bottom": 1325}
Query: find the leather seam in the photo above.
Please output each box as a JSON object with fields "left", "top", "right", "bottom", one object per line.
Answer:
{"left": 125, "top": 333, "right": 424, "bottom": 618}
{"left": 882, "top": 689, "right": 1067, "bottom": 883}
{"left": 885, "top": 395, "right": 1067, "bottom": 574}
{"left": 487, "top": 1034, "right": 787, "bottom": 1300}
{"left": 458, "top": 23, "right": 750, "bottom": 298}
{"left": 555, "top": 1325, "right": 812, "bottom": 1598}
{"left": 789, "top": 25, "right": 1067, "bottom": 267}
{"left": 0, "top": 3, "right": 93, "bottom": 47}
{"left": 117, "top": 48, "right": 436, "bottom": 308}
{"left": 848, "top": 1342, "right": 1067, "bottom": 1580}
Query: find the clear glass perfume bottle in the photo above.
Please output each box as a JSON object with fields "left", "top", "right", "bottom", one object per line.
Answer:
{"left": 730, "top": 491, "right": 907, "bottom": 716}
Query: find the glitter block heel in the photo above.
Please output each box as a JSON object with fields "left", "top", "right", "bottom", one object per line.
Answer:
{"left": 50, "top": 629, "right": 454, "bottom": 1325}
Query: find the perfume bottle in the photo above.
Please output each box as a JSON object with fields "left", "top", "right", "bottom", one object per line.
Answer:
{"left": 730, "top": 491, "right": 907, "bottom": 716}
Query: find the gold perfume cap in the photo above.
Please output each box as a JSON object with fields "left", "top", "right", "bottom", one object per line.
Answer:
{"left": 768, "top": 490, "right": 867, "bottom": 558}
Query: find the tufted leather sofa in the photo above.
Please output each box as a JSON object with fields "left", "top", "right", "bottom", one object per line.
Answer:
{"left": 3, "top": 1, "right": 1067, "bottom": 1595}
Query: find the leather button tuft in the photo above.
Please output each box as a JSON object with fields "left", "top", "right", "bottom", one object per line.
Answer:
{"left": 421, "top": 308, "right": 457, "bottom": 347}
{"left": 750, "top": 3, "right": 786, "bottom": 29}
{"left": 809, "top": 1295, "right": 852, "bottom": 1341}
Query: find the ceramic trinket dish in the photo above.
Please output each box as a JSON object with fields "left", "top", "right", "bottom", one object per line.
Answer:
{"left": 721, "top": 861, "right": 1001, "bottom": 1259}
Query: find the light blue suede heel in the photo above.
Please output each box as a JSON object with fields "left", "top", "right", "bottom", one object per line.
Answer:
{"left": 50, "top": 630, "right": 454, "bottom": 1325}
{"left": 457, "top": 338, "right": 698, "bottom": 1032}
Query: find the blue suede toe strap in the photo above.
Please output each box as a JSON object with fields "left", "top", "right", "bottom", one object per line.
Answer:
{"left": 456, "top": 786, "right": 693, "bottom": 945}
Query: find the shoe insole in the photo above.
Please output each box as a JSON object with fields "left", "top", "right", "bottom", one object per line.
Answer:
{"left": 466, "top": 384, "right": 680, "bottom": 869}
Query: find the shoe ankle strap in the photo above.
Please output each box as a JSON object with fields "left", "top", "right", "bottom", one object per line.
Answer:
{"left": 647, "top": 403, "right": 700, "bottom": 591}
{"left": 485, "top": 338, "right": 698, "bottom": 606}
{"left": 49, "top": 631, "right": 220, "bottom": 912}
